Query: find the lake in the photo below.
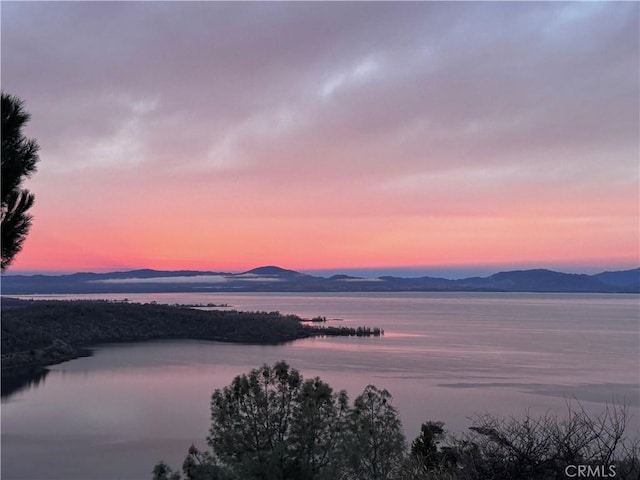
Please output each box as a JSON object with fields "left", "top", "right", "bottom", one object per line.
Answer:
{"left": 2, "top": 292, "right": 639, "bottom": 479}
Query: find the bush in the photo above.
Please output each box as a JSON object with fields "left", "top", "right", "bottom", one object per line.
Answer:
{"left": 154, "top": 367, "right": 638, "bottom": 480}
{"left": 450, "top": 402, "right": 640, "bottom": 480}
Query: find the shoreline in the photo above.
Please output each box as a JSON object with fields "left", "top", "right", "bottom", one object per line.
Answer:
{"left": 1, "top": 298, "right": 382, "bottom": 371}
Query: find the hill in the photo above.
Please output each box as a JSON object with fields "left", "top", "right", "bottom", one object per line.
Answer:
{"left": 2, "top": 266, "right": 638, "bottom": 294}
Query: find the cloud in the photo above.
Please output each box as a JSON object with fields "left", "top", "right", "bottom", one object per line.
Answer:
{"left": 320, "top": 57, "right": 381, "bottom": 99}
{"left": 94, "top": 274, "right": 283, "bottom": 284}
{"left": 2, "top": 2, "right": 637, "bottom": 271}
{"left": 5, "top": 2, "right": 636, "bottom": 179}
{"left": 94, "top": 275, "right": 229, "bottom": 285}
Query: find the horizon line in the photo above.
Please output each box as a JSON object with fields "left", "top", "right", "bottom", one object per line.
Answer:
{"left": 4, "top": 263, "right": 639, "bottom": 280}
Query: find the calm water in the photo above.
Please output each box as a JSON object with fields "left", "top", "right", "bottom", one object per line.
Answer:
{"left": 2, "top": 292, "right": 639, "bottom": 480}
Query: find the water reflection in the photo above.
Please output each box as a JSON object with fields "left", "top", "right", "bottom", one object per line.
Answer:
{"left": 1, "top": 367, "right": 50, "bottom": 399}
{"left": 2, "top": 293, "right": 638, "bottom": 480}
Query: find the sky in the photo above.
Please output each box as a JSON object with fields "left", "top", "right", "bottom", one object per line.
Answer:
{"left": 2, "top": 1, "right": 639, "bottom": 277}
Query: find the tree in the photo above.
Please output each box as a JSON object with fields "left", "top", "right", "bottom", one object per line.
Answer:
{"left": 207, "top": 361, "right": 349, "bottom": 480}
{"left": 153, "top": 367, "right": 639, "bottom": 480}
{"left": 1, "top": 92, "right": 40, "bottom": 271}
{"left": 346, "top": 385, "right": 406, "bottom": 480}
{"left": 181, "top": 445, "right": 233, "bottom": 480}
{"left": 152, "top": 462, "right": 181, "bottom": 480}
{"left": 289, "top": 377, "right": 350, "bottom": 479}
{"left": 411, "top": 421, "right": 455, "bottom": 472}
{"left": 411, "top": 421, "right": 445, "bottom": 462}
{"left": 400, "top": 421, "right": 457, "bottom": 479}
{"left": 208, "top": 361, "right": 303, "bottom": 479}
{"left": 154, "top": 363, "right": 408, "bottom": 480}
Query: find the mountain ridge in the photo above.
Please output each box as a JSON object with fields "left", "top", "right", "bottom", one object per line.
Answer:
{"left": 2, "top": 266, "right": 638, "bottom": 294}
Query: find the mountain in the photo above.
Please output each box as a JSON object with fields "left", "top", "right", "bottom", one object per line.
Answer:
{"left": 1, "top": 266, "right": 638, "bottom": 295}
{"left": 593, "top": 268, "right": 640, "bottom": 290}
{"left": 458, "top": 269, "right": 612, "bottom": 292}
{"left": 244, "top": 266, "right": 305, "bottom": 277}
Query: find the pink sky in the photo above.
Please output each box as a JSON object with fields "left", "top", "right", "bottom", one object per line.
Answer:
{"left": 2, "top": 2, "right": 638, "bottom": 275}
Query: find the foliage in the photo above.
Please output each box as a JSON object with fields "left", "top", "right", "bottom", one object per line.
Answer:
{"left": 346, "top": 385, "right": 406, "bottom": 480}
{"left": 399, "top": 420, "right": 457, "bottom": 478}
{"left": 154, "top": 366, "right": 639, "bottom": 480}
{"left": 288, "top": 376, "right": 350, "bottom": 479}
{"left": 2, "top": 300, "right": 312, "bottom": 368}
{"left": 1, "top": 92, "right": 40, "bottom": 271}
{"left": 208, "top": 361, "right": 349, "bottom": 480}
{"left": 182, "top": 445, "right": 233, "bottom": 480}
{"left": 411, "top": 421, "right": 444, "bottom": 460}
{"left": 1, "top": 299, "right": 383, "bottom": 370}
{"left": 152, "top": 462, "right": 181, "bottom": 480}
{"left": 398, "top": 403, "right": 639, "bottom": 480}
{"left": 155, "top": 362, "right": 405, "bottom": 480}
{"left": 450, "top": 402, "right": 640, "bottom": 480}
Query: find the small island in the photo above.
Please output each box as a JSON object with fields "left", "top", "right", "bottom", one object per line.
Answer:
{"left": 1, "top": 298, "right": 383, "bottom": 370}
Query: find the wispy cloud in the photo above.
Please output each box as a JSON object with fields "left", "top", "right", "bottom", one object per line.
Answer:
{"left": 94, "top": 274, "right": 283, "bottom": 284}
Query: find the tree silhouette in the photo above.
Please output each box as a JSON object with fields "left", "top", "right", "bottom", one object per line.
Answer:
{"left": 207, "top": 361, "right": 350, "bottom": 480}
{"left": 153, "top": 364, "right": 639, "bottom": 480}
{"left": 1, "top": 92, "right": 40, "bottom": 271}
{"left": 348, "top": 385, "right": 406, "bottom": 480}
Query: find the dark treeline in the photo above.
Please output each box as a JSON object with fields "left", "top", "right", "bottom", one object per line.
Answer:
{"left": 154, "top": 362, "right": 639, "bottom": 480}
{"left": 301, "top": 315, "right": 328, "bottom": 323}
{"left": 317, "top": 325, "right": 384, "bottom": 337}
{"left": 1, "top": 299, "right": 382, "bottom": 370}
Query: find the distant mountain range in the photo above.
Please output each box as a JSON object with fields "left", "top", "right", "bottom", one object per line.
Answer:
{"left": 2, "top": 266, "right": 639, "bottom": 294}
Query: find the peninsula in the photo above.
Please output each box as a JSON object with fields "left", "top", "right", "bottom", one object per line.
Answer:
{"left": 1, "top": 298, "right": 382, "bottom": 370}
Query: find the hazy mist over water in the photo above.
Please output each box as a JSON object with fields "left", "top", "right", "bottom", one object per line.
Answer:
{"left": 2, "top": 292, "right": 638, "bottom": 480}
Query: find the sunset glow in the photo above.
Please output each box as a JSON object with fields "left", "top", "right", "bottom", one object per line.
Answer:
{"left": 2, "top": 2, "right": 638, "bottom": 275}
